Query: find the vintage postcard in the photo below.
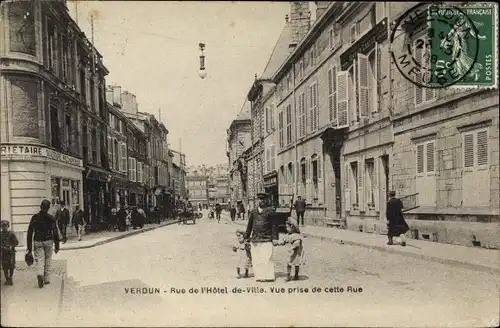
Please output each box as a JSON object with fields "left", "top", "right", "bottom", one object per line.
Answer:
{"left": 0, "top": 1, "right": 499, "bottom": 327}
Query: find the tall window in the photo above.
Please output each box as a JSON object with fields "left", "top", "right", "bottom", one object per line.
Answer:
{"left": 298, "top": 93, "right": 306, "bottom": 137}
{"left": 50, "top": 106, "right": 60, "bottom": 149}
{"left": 114, "top": 139, "right": 119, "bottom": 170}
{"left": 328, "top": 66, "right": 337, "bottom": 123}
{"left": 286, "top": 104, "right": 292, "bottom": 145}
{"left": 350, "top": 162, "right": 359, "bottom": 208}
{"left": 47, "top": 19, "right": 56, "bottom": 71}
{"left": 278, "top": 111, "right": 284, "bottom": 148}
{"left": 300, "top": 158, "right": 306, "bottom": 192}
{"left": 91, "top": 128, "right": 97, "bottom": 164}
{"left": 365, "top": 159, "right": 375, "bottom": 208}
{"left": 64, "top": 113, "right": 71, "bottom": 149}
{"left": 416, "top": 140, "right": 436, "bottom": 206}
{"left": 312, "top": 156, "right": 318, "bottom": 201}
{"left": 129, "top": 158, "right": 136, "bottom": 182}
{"left": 462, "top": 128, "right": 489, "bottom": 207}
{"left": 81, "top": 121, "right": 88, "bottom": 162}
{"left": 309, "top": 83, "right": 318, "bottom": 132}
{"left": 413, "top": 36, "right": 435, "bottom": 106}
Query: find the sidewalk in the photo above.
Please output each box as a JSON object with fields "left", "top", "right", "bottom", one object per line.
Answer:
{"left": 0, "top": 260, "right": 66, "bottom": 327}
{"left": 227, "top": 213, "right": 499, "bottom": 274}
{"left": 16, "top": 219, "right": 180, "bottom": 251}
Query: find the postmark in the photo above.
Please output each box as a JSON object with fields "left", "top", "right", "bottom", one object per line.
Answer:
{"left": 390, "top": 3, "right": 497, "bottom": 89}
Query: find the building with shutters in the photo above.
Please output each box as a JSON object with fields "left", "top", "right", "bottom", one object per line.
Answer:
{"left": 106, "top": 93, "right": 130, "bottom": 209}
{"left": 389, "top": 4, "right": 499, "bottom": 248}
{"left": 0, "top": 0, "right": 110, "bottom": 242}
{"left": 227, "top": 102, "right": 252, "bottom": 208}
{"left": 186, "top": 173, "right": 209, "bottom": 208}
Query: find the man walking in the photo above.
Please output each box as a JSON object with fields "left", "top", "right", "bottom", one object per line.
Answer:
{"left": 294, "top": 196, "right": 307, "bottom": 226}
{"left": 58, "top": 201, "right": 70, "bottom": 243}
{"left": 72, "top": 205, "right": 85, "bottom": 241}
{"left": 245, "top": 192, "right": 279, "bottom": 282}
{"left": 386, "top": 191, "right": 409, "bottom": 247}
{"left": 230, "top": 205, "right": 237, "bottom": 222}
{"left": 26, "top": 200, "right": 60, "bottom": 288}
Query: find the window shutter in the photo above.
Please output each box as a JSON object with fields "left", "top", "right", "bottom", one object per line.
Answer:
{"left": 358, "top": 160, "right": 365, "bottom": 211}
{"left": 314, "top": 84, "right": 319, "bottom": 130}
{"left": 357, "top": 53, "right": 369, "bottom": 117}
{"left": 344, "top": 163, "right": 351, "bottom": 211}
{"left": 337, "top": 71, "right": 349, "bottom": 128}
{"left": 107, "top": 136, "right": 112, "bottom": 169}
{"left": 463, "top": 133, "right": 474, "bottom": 168}
{"left": 271, "top": 145, "right": 276, "bottom": 171}
{"left": 373, "top": 158, "right": 379, "bottom": 211}
{"left": 128, "top": 158, "right": 132, "bottom": 179}
{"left": 309, "top": 86, "right": 314, "bottom": 133}
{"left": 417, "top": 144, "right": 424, "bottom": 173}
{"left": 121, "top": 143, "right": 127, "bottom": 172}
{"left": 266, "top": 147, "right": 271, "bottom": 173}
{"left": 329, "top": 66, "right": 338, "bottom": 124}
{"left": 426, "top": 142, "right": 435, "bottom": 173}
{"left": 374, "top": 43, "right": 380, "bottom": 113}
{"left": 477, "top": 130, "right": 488, "bottom": 166}
{"left": 414, "top": 41, "right": 424, "bottom": 106}
{"left": 318, "top": 155, "right": 323, "bottom": 204}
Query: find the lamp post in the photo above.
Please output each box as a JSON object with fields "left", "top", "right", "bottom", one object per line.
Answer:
{"left": 198, "top": 43, "right": 207, "bottom": 79}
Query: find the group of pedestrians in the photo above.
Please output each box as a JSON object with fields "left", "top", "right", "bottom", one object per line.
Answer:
{"left": 233, "top": 190, "right": 409, "bottom": 283}
{"left": 112, "top": 205, "right": 148, "bottom": 232}
{"left": 48, "top": 199, "right": 85, "bottom": 243}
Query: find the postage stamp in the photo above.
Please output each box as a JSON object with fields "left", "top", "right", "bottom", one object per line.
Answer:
{"left": 390, "top": 2, "right": 498, "bottom": 89}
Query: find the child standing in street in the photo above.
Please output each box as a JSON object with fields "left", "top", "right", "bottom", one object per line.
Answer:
{"left": 276, "top": 219, "right": 305, "bottom": 282}
{"left": 232, "top": 230, "right": 252, "bottom": 279}
{"left": 1, "top": 220, "right": 19, "bottom": 285}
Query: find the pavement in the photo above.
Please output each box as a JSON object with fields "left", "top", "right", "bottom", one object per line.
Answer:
{"left": 224, "top": 212, "right": 500, "bottom": 274}
{"left": 2, "top": 211, "right": 499, "bottom": 326}
{"left": 15, "top": 218, "right": 180, "bottom": 251}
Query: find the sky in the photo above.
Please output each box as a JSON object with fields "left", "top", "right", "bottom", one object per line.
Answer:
{"left": 67, "top": 1, "right": 294, "bottom": 167}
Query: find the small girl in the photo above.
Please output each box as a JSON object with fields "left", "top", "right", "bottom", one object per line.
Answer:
{"left": 276, "top": 219, "right": 305, "bottom": 282}
{"left": 1, "top": 220, "right": 19, "bottom": 286}
{"left": 232, "top": 230, "right": 252, "bottom": 279}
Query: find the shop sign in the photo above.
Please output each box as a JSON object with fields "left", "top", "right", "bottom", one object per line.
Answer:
{"left": 263, "top": 171, "right": 278, "bottom": 188}
{"left": 1, "top": 144, "right": 83, "bottom": 167}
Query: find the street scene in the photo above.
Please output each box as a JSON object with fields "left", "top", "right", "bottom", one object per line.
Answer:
{"left": 1, "top": 0, "right": 499, "bottom": 327}
{"left": 1, "top": 212, "right": 499, "bottom": 327}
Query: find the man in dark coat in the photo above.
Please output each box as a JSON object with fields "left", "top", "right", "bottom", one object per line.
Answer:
{"left": 58, "top": 201, "right": 70, "bottom": 243}
{"left": 294, "top": 196, "right": 307, "bottom": 226}
{"left": 27, "top": 200, "right": 60, "bottom": 288}
{"left": 245, "top": 192, "right": 279, "bottom": 282}
{"left": 386, "top": 191, "right": 409, "bottom": 246}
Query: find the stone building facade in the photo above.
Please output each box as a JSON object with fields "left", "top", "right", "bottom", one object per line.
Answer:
{"left": 0, "top": 0, "right": 109, "bottom": 241}
{"left": 229, "top": 1, "right": 499, "bottom": 248}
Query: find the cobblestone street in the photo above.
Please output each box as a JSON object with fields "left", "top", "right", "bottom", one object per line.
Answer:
{"left": 2, "top": 215, "right": 498, "bottom": 327}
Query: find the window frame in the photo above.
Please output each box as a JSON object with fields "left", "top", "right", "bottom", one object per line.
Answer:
{"left": 462, "top": 128, "right": 489, "bottom": 172}
{"left": 415, "top": 140, "right": 436, "bottom": 177}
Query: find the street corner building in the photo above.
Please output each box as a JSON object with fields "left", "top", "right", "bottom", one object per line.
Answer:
{"left": 226, "top": 2, "right": 500, "bottom": 248}
{"left": 0, "top": 0, "right": 187, "bottom": 245}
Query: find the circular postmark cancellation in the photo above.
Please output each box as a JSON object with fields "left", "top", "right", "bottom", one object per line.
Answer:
{"left": 390, "top": 3, "right": 481, "bottom": 88}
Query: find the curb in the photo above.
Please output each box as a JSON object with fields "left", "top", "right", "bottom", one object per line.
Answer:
{"left": 60, "top": 220, "right": 180, "bottom": 250}
{"left": 302, "top": 233, "right": 500, "bottom": 275}
{"left": 233, "top": 220, "right": 499, "bottom": 274}
{"left": 16, "top": 220, "right": 180, "bottom": 252}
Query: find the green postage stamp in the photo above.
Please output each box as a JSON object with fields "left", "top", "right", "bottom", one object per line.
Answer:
{"left": 428, "top": 2, "right": 498, "bottom": 88}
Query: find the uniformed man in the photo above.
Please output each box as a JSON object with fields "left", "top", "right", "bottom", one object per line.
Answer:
{"left": 245, "top": 192, "right": 279, "bottom": 282}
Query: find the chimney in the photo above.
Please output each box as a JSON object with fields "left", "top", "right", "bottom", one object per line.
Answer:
{"left": 112, "top": 86, "right": 122, "bottom": 106}
{"left": 289, "top": 1, "right": 311, "bottom": 49}
{"left": 105, "top": 86, "right": 113, "bottom": 104}
{"left": 315, "top": 1, "right": 331, "bottom": 19}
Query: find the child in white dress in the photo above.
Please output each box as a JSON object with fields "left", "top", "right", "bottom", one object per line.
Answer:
{"left": 276, "top": 219, "right": 305, "bottom": 282}
{"left": 232, "top": 230, "right": 252, "bottom": 279}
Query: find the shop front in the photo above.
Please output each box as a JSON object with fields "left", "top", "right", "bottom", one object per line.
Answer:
{"left": 0, "top": 144, "right": 84, "bottom": 246}
{"left": 263, "top": 171, "right": 279, "bottom": 208}
{"left": 83, "top": 166, "right": 110, "bottom": 230}
{"left": 109, "top": 174, "right": 129, "bottom": 208}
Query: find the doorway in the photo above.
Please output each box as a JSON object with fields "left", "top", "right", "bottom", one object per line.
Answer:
{"left": 381, "top": 155, "right": 390, "bottom": 208}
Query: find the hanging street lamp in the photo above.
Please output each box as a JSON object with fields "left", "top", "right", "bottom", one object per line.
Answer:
{"left": 198, "top": 43, "right": 207, "bottom": 79}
